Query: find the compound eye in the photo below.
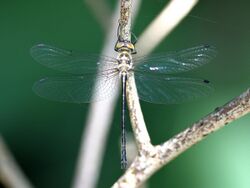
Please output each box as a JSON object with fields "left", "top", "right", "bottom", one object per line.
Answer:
{"left": 115, "top": 41, "right": 124, "bottom": 51}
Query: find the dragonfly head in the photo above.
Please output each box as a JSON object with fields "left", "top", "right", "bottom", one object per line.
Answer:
{"left": 114, "top": 40, "right": 136, "bottom": 54}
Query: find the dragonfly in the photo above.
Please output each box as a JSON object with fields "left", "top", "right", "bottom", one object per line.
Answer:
{"left": 31, "top": 41, "right": 216, "bottom": 169}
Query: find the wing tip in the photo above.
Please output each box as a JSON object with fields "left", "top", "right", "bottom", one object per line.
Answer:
{"left": 30, "top": 43, "right": 48, "bottom": 59}
{"left": 32, "top": 77, "right": 48, "bottom": 92}
{"left": 30, "top": 43, "right": 47, "bottom": 51}
{"left": 202, "top": 44, "right": 217, "bottom": 54}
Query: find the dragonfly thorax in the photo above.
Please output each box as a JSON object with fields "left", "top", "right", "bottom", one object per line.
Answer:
{"left": 117, "top": 51, "right": 133, "bottom": 73}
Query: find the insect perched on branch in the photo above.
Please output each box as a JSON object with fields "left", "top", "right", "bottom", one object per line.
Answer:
{"left": 31, "top": 39, "right": 216, "bottom": 169}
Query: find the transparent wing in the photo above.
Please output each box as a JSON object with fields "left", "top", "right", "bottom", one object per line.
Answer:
{"left": 134, "top": 72, "right": 213, "bottom": 104}
{"left": 33, "top": 71, "right": 119, "bottom": 103}
{"left": 134, "top": 45, "right": 216, "bottom": 74}
{"left": 30, "top": 44, "right": 118, "bottom": 74}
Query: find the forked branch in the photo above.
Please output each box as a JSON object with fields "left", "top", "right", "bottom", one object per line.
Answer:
{"left": 112, "top": 0, "right": 250, "bottom": 188}
{"left": 114, "top": 77, "right": 250, "bottom": 187}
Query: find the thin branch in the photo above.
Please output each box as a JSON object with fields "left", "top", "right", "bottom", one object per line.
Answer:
{"left": 72, "top": 1, "right": 141, "bottom": 188}
{"left": 119, "top": 0, "right": 132, "bottom": 41}
{"left": 84, "top": 0, "right": 112, "bottom": 32}
{"left": 125, "top": 0, "right": 199, "bottom": 160}
{"left": 126, "top": 75, "right": 151, "bottom": 151}
{"left": 0, "top": 136, "right": 34, "bottom": 188}
{"left": 114, "top": 80, "right": 250, "bottom": 188}
{"left": 158, "top": 88, "right": 250, "bottom": 164}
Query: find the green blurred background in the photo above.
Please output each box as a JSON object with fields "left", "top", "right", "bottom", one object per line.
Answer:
{"left": 1, "top": 0, "right": 250, "bottom": 187}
